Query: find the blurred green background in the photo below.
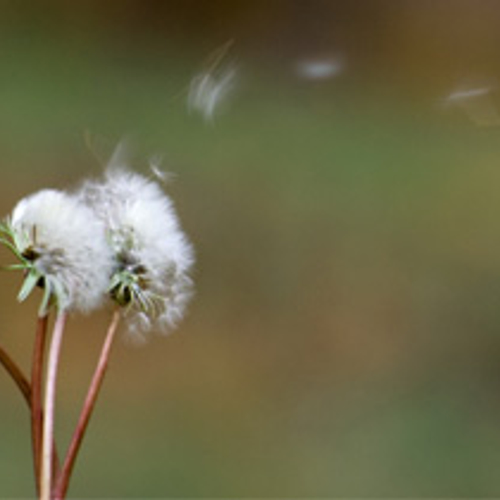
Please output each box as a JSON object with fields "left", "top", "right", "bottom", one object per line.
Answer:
{"left": 2, "top": 1, "right": 500, "bottom": 497}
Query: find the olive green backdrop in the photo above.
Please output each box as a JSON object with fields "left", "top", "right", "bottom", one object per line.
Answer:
{"left": 1, "top": 1, "right": 500, "bottom": 497}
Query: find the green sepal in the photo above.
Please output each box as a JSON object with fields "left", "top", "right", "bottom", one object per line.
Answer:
{"left": 17, "top": 270, "right": 41, "bottom": 303}
{"left": 38, "top": 280, "right": 53, "bottom": 317}
{"left": 4, "top": 264, "right": 28, "bottom": 271}
{"left": 1, "top": 218, "right": 68, "bottom": 315}
{"left": 50, "top": 277, "right": 69, "bottom": 312}
{"left": 108, "top": 268, "right": 164, "bottom": 317}
{"left": 0, "top": 236, "right": 25, "bottom": 261}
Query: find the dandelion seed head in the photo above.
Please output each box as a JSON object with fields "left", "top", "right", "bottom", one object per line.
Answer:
{"left": 7, "top": 189, "right": 113, "bottom": 314}
{"left": 78, "top": 168, "right": 194, "bottom": 337}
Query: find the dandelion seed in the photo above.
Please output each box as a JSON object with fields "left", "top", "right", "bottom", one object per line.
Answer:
{"left": 188, "top": 67, "right": 236, "bottom": 122}
{"left": 446, "top": 87, "right": 491, "bottom": 101}
{"left": 149, "top": 155, "right": 175, "bottom": 184}
{"left": 295, "top": 56, "right": 344, "bottom": 81}
{"left": 78, "top": 167, "right": 194, "bottom": 340}
{"left": 187, "top": 41, "right": 237, "bottom": 122}
{"left": 0, "top": 189, "right": 114, "bottom": 315}
{"left": 443, "top": 84, "right": 500, "bottom": 127}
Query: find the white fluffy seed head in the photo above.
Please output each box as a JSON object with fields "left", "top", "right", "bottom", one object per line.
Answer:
{"left": 78, "top": 168, "right": 194, "bottom": 339}
{"left": 9, "top": 189, "right": 114, "bottom": 313}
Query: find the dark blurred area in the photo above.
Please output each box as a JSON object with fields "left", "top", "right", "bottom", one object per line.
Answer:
{"left": 2, "top": 1, "right": 500, "bottom": 497}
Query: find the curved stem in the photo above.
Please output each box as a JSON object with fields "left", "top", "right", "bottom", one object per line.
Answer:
{"left": 0, "top": 345, "right": 31, "bottom": 406}
{"left": 40, "top": 312, "right": 67, "bottom": 500}
{"left": 0, "top": 317, "right": 60, "bottom": 496}
{"left": 54, "top": 309, "right": 121, "bottom": 500}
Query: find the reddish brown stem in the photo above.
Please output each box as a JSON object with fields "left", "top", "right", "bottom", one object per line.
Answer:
{"left": 31, "top": 315, "right": 54, "bottom": 496}
{"left": 0, "top": 345, "right": 31, "bottom": 406}
{"left": 0, "top": 316, "right": 60, "bottom": 497}
{"left": 54, "top": 309, "right": 120, "bottom": 500}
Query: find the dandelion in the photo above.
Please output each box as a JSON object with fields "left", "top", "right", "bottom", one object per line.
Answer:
{"left": 1, "top": 189, "right": 114, "bottom": 316}
{"left": 0, "top": 188, "right": 115, "bottom": 500}
{"left": 0, "top": 155, "right": 195, "bottom": 499}
{"left": 78, "top": 167, "right": 194, "bottom": 340}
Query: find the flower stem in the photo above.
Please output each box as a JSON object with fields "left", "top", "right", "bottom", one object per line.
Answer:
{"left": 40, "top": 312, "right": 67, "bottom": 500}
{"left": 0, "top": 345, "right": 31, "bottom": 406}
{"left": 31, "top": 314, "right": 48, "bottom": 495}
{"left": 0, "top": 317, "right": 60, "bottom": 496}
{"left": 54, "top": 309, "right": 121, "bottom": 500}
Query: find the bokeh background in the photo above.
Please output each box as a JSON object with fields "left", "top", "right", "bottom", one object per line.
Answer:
{"left": 2, "top": 0, "right": 500, "bottom": 497}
